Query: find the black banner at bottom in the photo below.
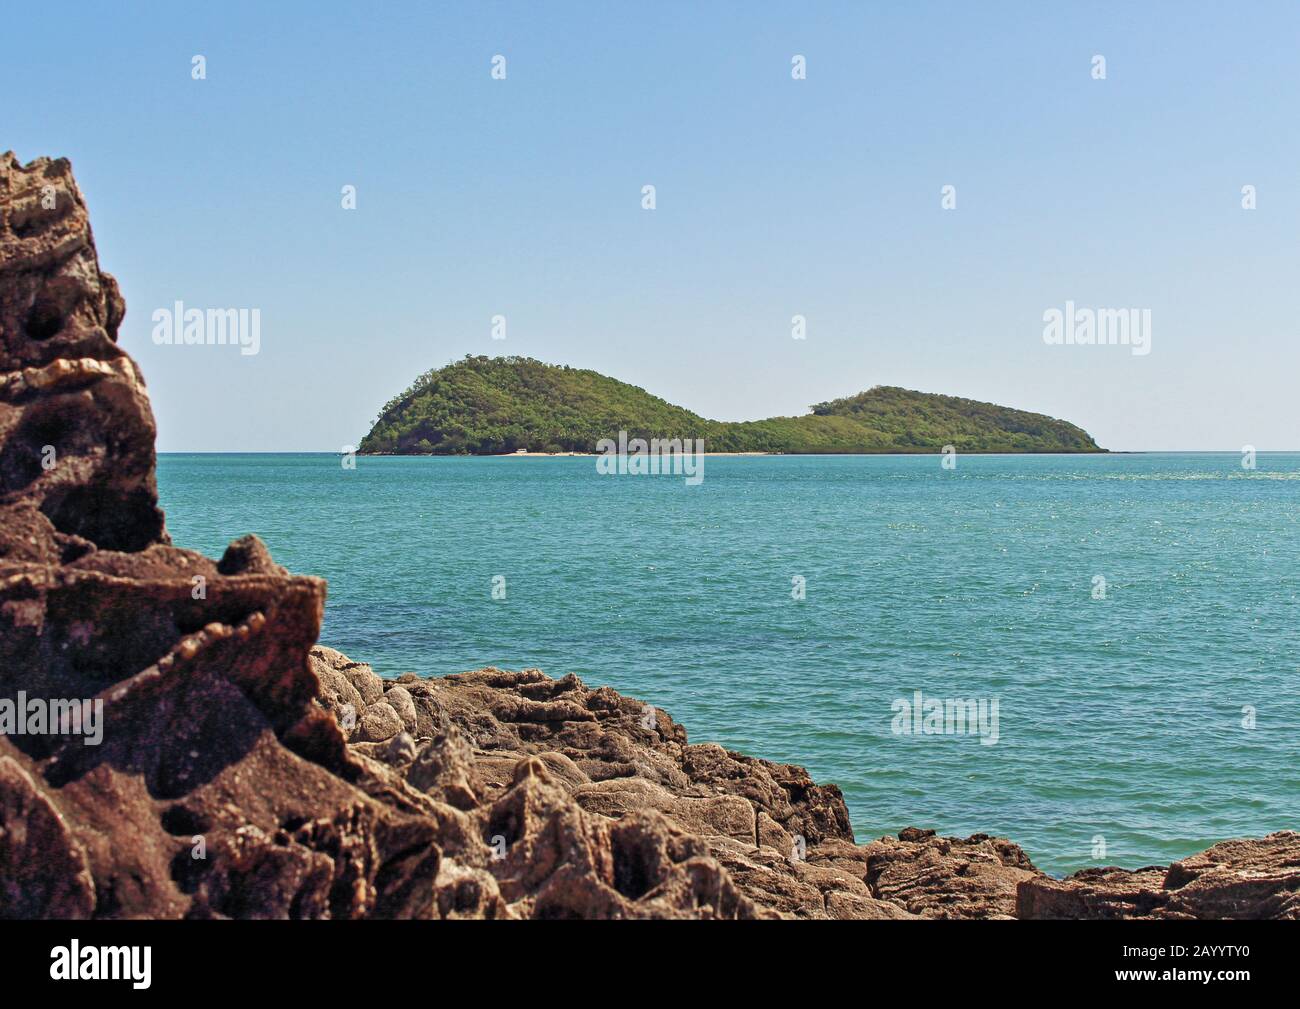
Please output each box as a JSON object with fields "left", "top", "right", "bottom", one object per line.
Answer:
{"left": 0, "top": 919, "right": 1279, "bottom": 994}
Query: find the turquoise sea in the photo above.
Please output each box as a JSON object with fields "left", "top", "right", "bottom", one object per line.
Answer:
{"left": 157, "top": 452, "right": 1300, "bottom": 877}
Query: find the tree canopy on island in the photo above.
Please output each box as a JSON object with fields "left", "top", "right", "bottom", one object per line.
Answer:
{"left": 358, "top": 355, "right": 1103, "bottom": 455}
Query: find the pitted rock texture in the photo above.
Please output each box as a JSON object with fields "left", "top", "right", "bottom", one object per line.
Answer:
{"left": 312, "top": 655, "right": 852, "bottom": 844}
{"left": 1017, "top": 831, "right": 1300, "bottom": 920}
{"left": 2, "top": 153, "right": 1294, "bottom": 920}
{"left": 311, "top": 654, "right": 1300, "bottom": 920}
{"left": 1, "top": 153, "right": 163, "bottom": 554}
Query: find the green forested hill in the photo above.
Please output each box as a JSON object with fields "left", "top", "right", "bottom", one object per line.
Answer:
{"left": 358, "top": 356, "right": 1103, "bottom": 455}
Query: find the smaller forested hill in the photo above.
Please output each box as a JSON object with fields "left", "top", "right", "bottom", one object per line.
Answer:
{"left": 358, "top": 356, "right": 1103, "bottom": 455}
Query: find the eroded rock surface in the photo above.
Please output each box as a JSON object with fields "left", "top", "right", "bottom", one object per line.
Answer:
{"left": 311, "top": 654, "right": 1300, "bottom": 920}
{"left": 1, "top": 152, "right": 1294, "bottom": 920}
{"left": 1017, "top": 832, "right": 1300, "bottom": 920}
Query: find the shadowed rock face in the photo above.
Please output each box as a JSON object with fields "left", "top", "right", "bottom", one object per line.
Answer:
{"left": 1, "top": 153, "right": 1295, "bottom": 920}
{"left": 0, "top": 154, "right": 163, "bottom": 554}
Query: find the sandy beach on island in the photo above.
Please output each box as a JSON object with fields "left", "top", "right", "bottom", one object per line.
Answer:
{"left": 498, "top": 450, "right": 772, "bottom": 457}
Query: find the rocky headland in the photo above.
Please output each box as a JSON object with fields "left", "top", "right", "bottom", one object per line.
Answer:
{"left": 1, "top": 152, "right": 1296, "bottom": 919}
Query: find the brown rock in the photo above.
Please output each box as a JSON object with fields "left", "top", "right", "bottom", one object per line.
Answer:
{"left": 1018, "top": 831, "right": 1300, "bottom": 920}
{"left": 0, "top": 753, "right": 95, "bottom": 918}
{"left": 382, "top": 684, "right": 418, "bottom": 733}
{"left": 862, "top": 830, "right": 1042, "bottom": 919}
{"left": 405, "top": 732, "right": 481, "bottom": 810}
{"left": 355, "top": 701, "right": 403, "bottom": 744}
{"left": 574, "top": 777, "right": 757, "bottom": 844}
{"left": 0, "top": 153, "right": 163, "bottom": 555}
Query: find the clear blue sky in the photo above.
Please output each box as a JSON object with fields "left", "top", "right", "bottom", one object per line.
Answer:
{"left": 5, "top": 1, "right": 1297, "bottom": 451}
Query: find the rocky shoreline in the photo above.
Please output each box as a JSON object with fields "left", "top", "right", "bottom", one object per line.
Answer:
{"left": 2, "top": 152, "right": 1296, "bottom": 919}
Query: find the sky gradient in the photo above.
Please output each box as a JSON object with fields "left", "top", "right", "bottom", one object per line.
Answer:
{"left": 4, "top": 1, "right": 1298, "bottom": 451}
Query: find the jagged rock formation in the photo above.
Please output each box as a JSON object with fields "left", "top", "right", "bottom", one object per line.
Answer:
{"left": 311, "top": 651, "right": 1045, "bottom": 918}
{"left": 1017, "top": 833, "right": 1300, "bottom": 920}
{"left": 0, "top": 153, "right": 763, "bottom": 920}
{"left": 312, "top": 650, "right": 1300, "bottom": 920}
{"left": 0, "top": 152, "right": 1294, "bottom": 919}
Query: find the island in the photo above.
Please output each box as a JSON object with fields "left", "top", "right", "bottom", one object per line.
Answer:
{"left": 358, "top": 355, "right": 1104, "bottom": 456}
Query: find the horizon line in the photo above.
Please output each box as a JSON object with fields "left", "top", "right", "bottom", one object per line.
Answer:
{"left": 154, "top": 450, "right": 1300, "bottom": 456}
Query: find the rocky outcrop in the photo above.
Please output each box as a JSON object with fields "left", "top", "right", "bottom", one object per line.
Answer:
{"left": 312, "top": 654, "right": 884, "bottom": 918}
{"left": 0, "top": 153, "right": 764, "bottom": 920}
{"left": 1017, "top": 832, "right": 1300, "bottom": 920}
{"left": 311, "top": 652, "right": 1300, "bottom": 920}
{"left": 1, "top": 152, "right": 1294, "bottom": 920}
{"left": 0, "top": 155, "right": 161, "bottom": 555}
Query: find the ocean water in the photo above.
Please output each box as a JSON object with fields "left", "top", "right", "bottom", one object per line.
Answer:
{"left": 157, "top": 452, "right": 1300, "bottom": 877}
